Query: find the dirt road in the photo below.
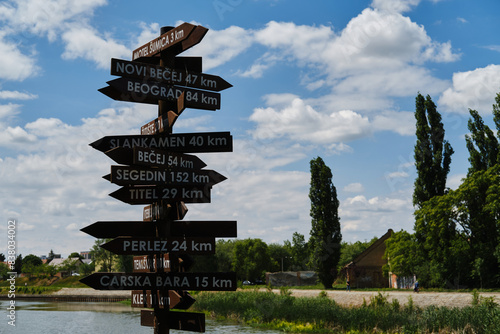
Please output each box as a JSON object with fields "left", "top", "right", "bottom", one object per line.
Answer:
{"left": 285, "top": 289, "right": 500, "bottom": 308}
{"left": 53, "top": 288, "right": 499, "bottom": 308}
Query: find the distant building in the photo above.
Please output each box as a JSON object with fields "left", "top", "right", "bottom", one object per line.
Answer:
{"left": 49, "top": 257, "right": 84, "bottom": 277}
{"left": 340, "top": 229, "right": 393, "bottom": 289}
{"left": 80, "top": 251, "right": 92, "bottom": 265}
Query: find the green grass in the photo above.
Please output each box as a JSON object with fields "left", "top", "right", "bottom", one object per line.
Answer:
{"left": 192, "top": 290, "right": 500, "bottom": 333}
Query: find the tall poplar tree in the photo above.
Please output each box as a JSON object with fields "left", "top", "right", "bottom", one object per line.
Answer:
{"left": 465, "top": 109, "right": 499, "bottom": 174}
{"left": 308, "top": 157, "right": 342, "bottom": 288}
{"left": 413, "top": 94, "right": 454, "bottom": 207}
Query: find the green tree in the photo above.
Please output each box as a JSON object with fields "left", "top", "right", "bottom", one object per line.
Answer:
{"left": 215, "top": 239, "right": 236, "bottom": 272}
{"left": 308, "top": 157, "right": 342, "bottom": 289}
{"left": 117, "top": 255, "right": 133, "bottom": 272}
{"left": 414, "top": 195, "right": 461, "bottom": 287}
{"left": 69, "top": 252, "right": 83, "bottom": 259}
{"left": 14, "top": 254, "right": 23, "bottom": 273}
{"left": 384, "top": 230, "right": 419, "bottom": 277}
{"left": 79, "top": 262, "right": 95, "bottom": 276}
{"left": 90, "top": 239, "right": 116, "bottom": 272}
{"left": 454, "top": 165, "right": 500, "bottom": 287}
{"left": 0, "top": 262, "right": 9, "bottom": 279}
{"left": 268, "top": 243, "right": 292, "bottom": 272}
{"left": 232, "top": 238, "right": 273, "bottom": 281}
{"left": 413, "top": 93, "right": 454, "bottom": 207}
{"left": 465, "top": 109, "right": 499, "bottom": 174}
{"left": 289, "top": 232, "right": 310, "bottom": 271}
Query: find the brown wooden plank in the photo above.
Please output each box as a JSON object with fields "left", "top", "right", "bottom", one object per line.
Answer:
{"left": 101, "top": 237, "right": 216, "bottom": 255}
{"left": 80, "top": 220, "right": 237, "bottom": 239}
{"left": 132, "top": 23, "right": 197, "bottom": 60}
{"left": 90, "top": 132, "right": 233, "bottom": 154}
{"left": 80, "top": 272, "right": 237, "bottom": 291}
{"left": 141, "top": 310, "right": 205, "bottom": 332}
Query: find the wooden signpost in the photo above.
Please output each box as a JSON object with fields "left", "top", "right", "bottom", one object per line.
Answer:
{"left": 80, "top": 22, "right": 236, "bottom": 333}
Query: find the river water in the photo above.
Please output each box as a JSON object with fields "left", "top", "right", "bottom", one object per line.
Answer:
{"left": 1, "top": 300, "right": 280, "bottom": 334}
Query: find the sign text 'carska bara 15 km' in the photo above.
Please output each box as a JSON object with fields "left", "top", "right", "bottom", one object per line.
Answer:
{"left": 80, "top": 22, "right": 237, "bottom": 334}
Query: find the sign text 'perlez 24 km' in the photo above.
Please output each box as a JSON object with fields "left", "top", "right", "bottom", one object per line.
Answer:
{"left": 80, "top": 22, "right": 237, "bottom": 333}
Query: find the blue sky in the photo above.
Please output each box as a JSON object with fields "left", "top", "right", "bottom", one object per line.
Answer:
{"left": 1, "top": 0, "right": 500, "bottom": 258}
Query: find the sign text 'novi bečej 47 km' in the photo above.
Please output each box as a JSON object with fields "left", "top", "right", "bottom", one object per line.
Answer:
{"left": 80, "top": 22, "right": 237, "bottom": 334}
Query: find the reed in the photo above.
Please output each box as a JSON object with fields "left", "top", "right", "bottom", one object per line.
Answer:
{"left": 192, "top": 290, "right": 500, "bottom": 333}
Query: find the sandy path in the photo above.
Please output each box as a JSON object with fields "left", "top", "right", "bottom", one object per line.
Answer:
{"left": 51, "top": 288, "right": 500, "bottom": 308}
{"left": 286, "top": 289, "right": 500, "bottom": 308}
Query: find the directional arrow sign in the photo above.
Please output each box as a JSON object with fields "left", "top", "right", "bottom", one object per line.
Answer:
{"left": 133, "top": 255, "right": 170, "bottom": 273}
{"left": 80, "top": 272, "right": 237, "bottom": 291}
{"left": 101, "top": 237, "right": 216, "bottom": 255}
{"left": 80, "top": 220, "right": 237, "bottom": 238}
{"left": 90, "top": 132, "right": 233, "bottom": 153}
{"left": 107, "top": 165, "right": 227, "bottom": 186}
{"left": 132, "top": 23, "right": 208, "bottom": 60}
{"left": 131, "top": 290, "right": 196, "bottom": 309}
{"left": 109, "top": 185, "right": 211, "bottom": 204}
{"left": 101, "top": 78, "right": 221, "bottom": 110}
{"left": 131, "top": 290, "right": 169, "bottom": 308}
{"left": 105, "top": 147, "right": 207, "bottom": 170}
{"left": 111, "top": 58, "right": 232, "bottom": 92}
{"left": 141, "top": 310, "right": 205, "bottom": 332}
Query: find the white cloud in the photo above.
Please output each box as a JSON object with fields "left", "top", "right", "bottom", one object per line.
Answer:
{"left": 343, "top": 183, "right": 365, "bottom": 193}
{"left": 188, "top": 25, "right": 254, "bottom": 70}
{"left": 0, "top": 0, "right": 107, "bottom": 41}
{"left": 61, "top": 25, "right": 130, "bottom": 69}
{"left": 371, "top": 0, "right": 421, "bottom": 13}
{"left": 438, "top": 64, "right": 500, "bottom": 113}
{"left": 0, "top": 32, "right": 40, "bottom": 81}
{"left": 0, "top": 91, "right": 38, "bottom": 100}
{"left": 372, "top": 110, "right": 415, "bottom": 135}
{"left": 249, "top": 96, "right": 371, "bottom": 145}
{"left": 340, "top": 193, "right": 413, "bottom": 240}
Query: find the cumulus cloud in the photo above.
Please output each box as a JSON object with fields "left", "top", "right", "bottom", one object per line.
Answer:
{"left": 438, "top": 64, "right": 500, "bottom": 114}
{"left": 340, "top": 193, "right": 413, "bottom": 240}
{"left": 61, "top": 25, "right": 130, "bottom": 69}
{"left": 0, "top": 0, "right": 107, "bottom": 41}
{"left": 249, "top": 95, "right": 371, "bottom": 145}
{"left": 0, "top": 32, "right": 40, "bottom": 81}
{"left": 188, "top": 25, "right": 254, "bottom": 70}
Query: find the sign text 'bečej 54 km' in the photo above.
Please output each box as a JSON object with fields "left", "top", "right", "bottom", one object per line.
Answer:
{"left": 80, "top": 22, "right": 237, "bottom": 333}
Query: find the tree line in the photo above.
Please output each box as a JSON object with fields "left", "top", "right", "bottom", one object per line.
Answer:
{"left": 385, "top": 92, "right": 500, "bottom": 289}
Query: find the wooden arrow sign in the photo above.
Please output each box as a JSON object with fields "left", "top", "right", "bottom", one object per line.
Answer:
{"left": 109, "top": 185, "right": 211, "bottom": 204}
{"left": 111, "top": 58, "right": 232, "bottom": 92}
{"left": 80, "top": 220, "right": 237, "bottom": 238}
{"left": 79, "top": 272, "right": 237, "bottom": 291}
{"left": 132, "top": 23, "right": 208, "bottom": 60}
{"left": 101, "top": 78, "right": 221, "bottom": 110}
{"left": 106, "top": 165, "right": 227, "bottom": 186}
{"left": 90, "top": 132, "right": 233, "bottom": 153}
{"left": 133, "top": 254, "right": 170, "bottom": 273}
{"left": 101, "top": 237, "right": 216, "bottom": 255}
{"left": 104, "top": 147, "right": 207, "bottom": 170}
{"left": 141, "top": 90, "right": 185, "bottom": 134}
{"left": 131, "top": 290, "right": 196, "bottom": 309}
{"left": 141, "top": 310, "right": 205, "bottom": 332}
